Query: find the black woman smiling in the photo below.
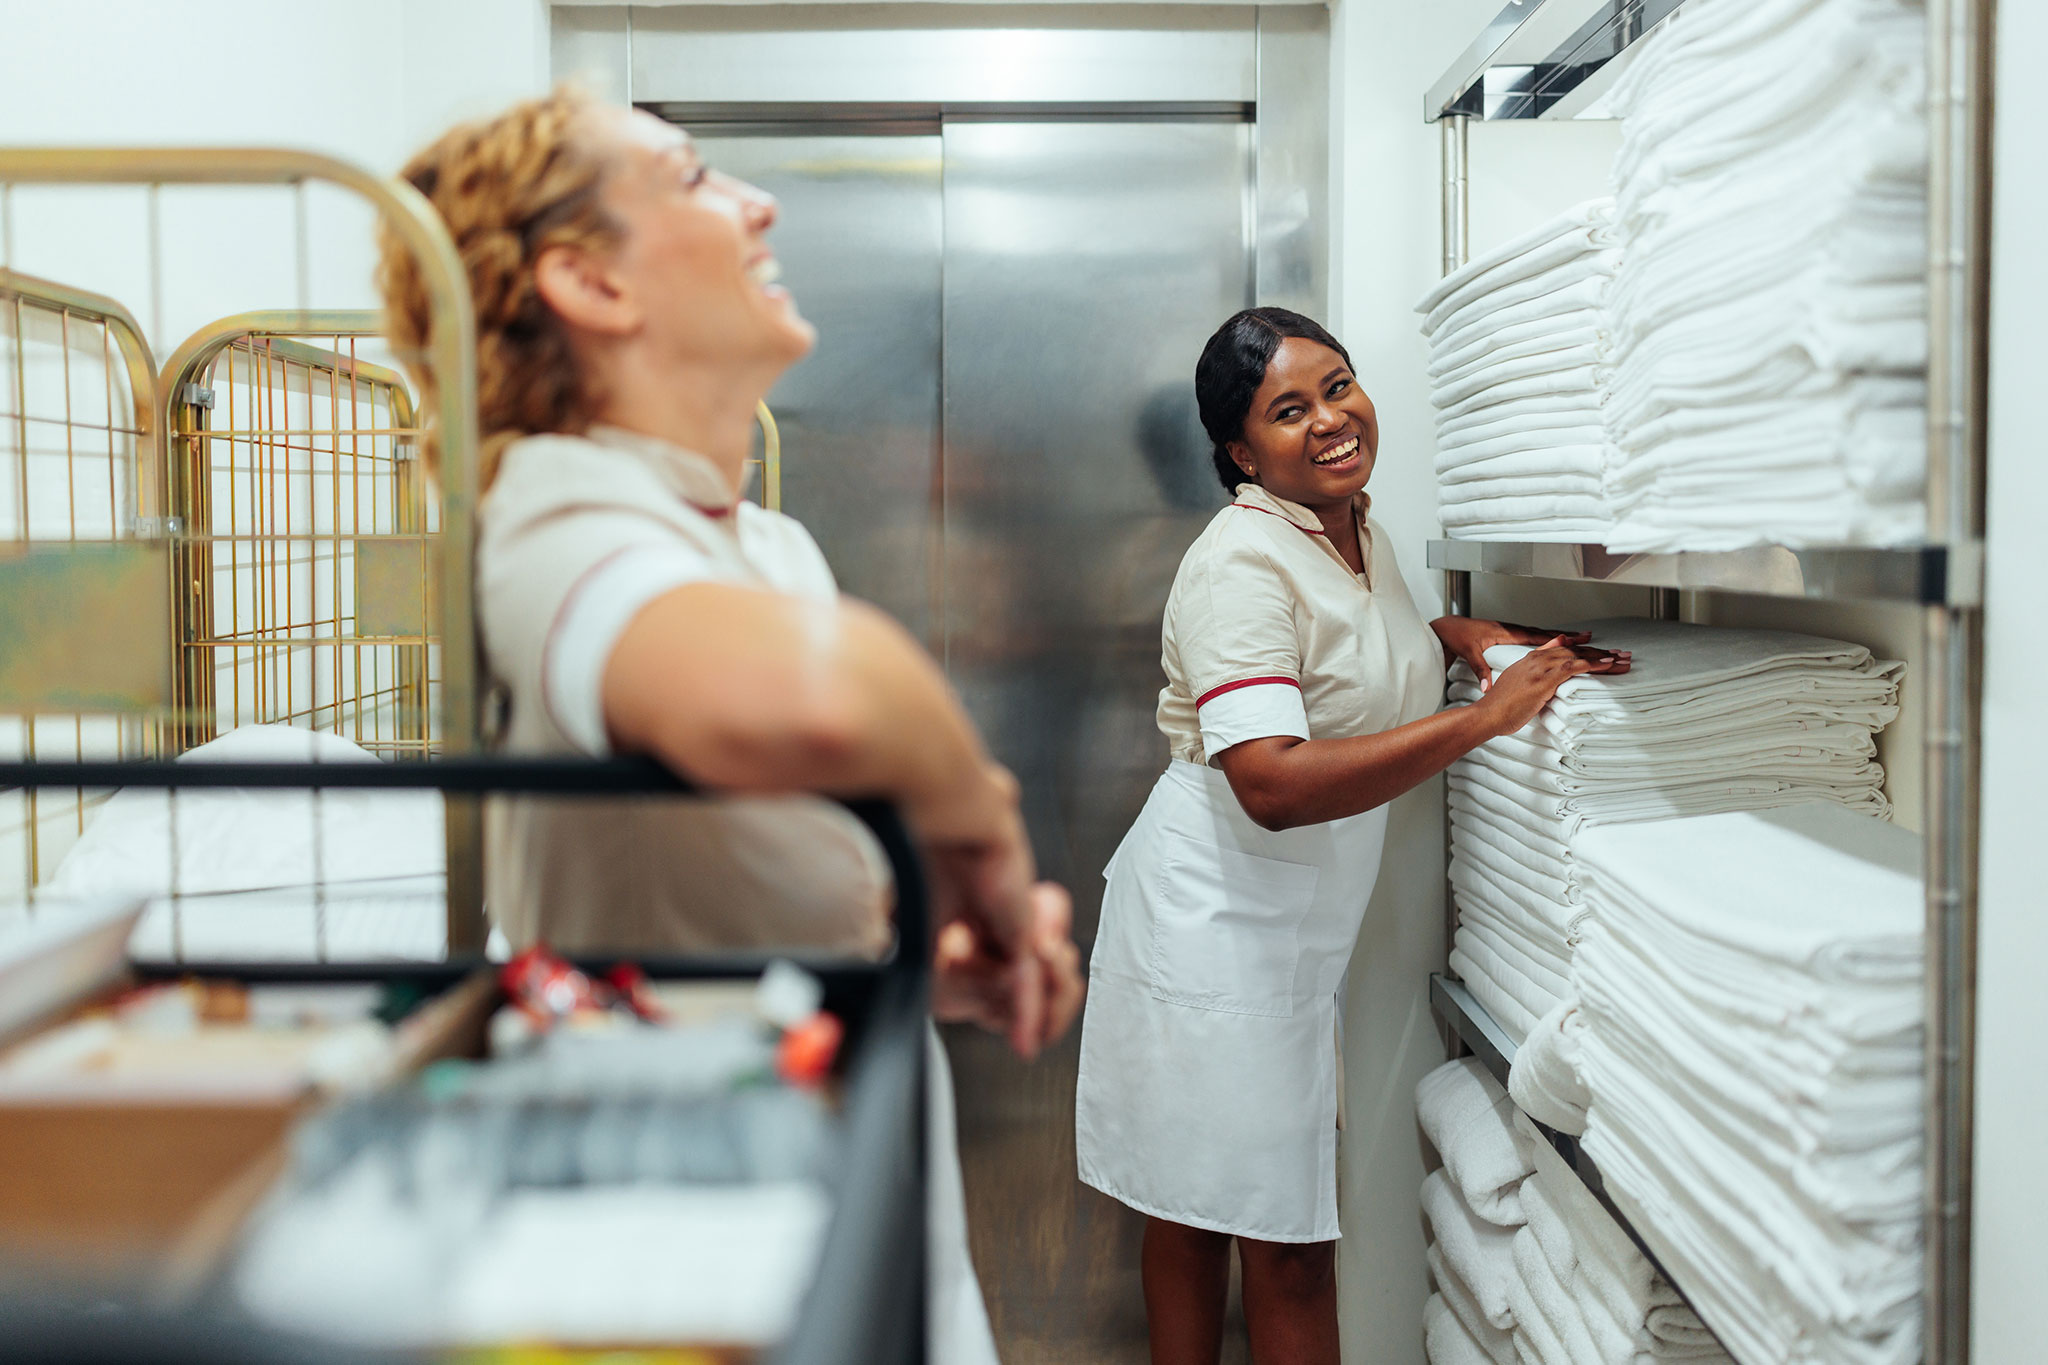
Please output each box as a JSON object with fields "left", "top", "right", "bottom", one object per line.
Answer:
{"left": 1073, "top": 307, "right": 1628, "bottom": 1365}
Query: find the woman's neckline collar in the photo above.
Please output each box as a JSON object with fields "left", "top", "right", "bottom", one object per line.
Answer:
{"left": 586, "top": 423, "right": 750, "bottom": 514}
{"left": 1231, "top": 482, "right": 1372, "bottom": 531}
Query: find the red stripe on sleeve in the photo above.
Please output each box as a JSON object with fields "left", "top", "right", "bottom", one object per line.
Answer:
{"left": 1195, "top": 675, "right": 1303, "bottom": 708}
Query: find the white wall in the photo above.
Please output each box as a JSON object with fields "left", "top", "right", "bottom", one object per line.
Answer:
{"left": 1971, "top": 0, "right": 2048, "bottom": 1356}
{"left": 0, "top": 0, "right": 549, "bottom": 357}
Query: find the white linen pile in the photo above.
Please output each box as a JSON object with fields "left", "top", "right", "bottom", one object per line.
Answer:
{"left": 1573, "top": 802, "right": 1923, "bottom": 1365}
{"left": 1418, "top": 1058, "right": 1530, "bottom": 1365}
{"left": 1601, "top": 0, "right": 1928, "bottom": 550}
{"left": 1416, "top": 200, "right": 1619, "bottom": 542}
{"left": 1510, "top": 1112, "right": 1732, "bottom": 1365}
{"left": 1416, "top": 1057, "right": 1730, "bottom": 1365}
{"left": 1445, "top": 619, "right": 1902, "bottom": 1042}
{"left": 41, "top": 725, "right": 449, "bottom": 961}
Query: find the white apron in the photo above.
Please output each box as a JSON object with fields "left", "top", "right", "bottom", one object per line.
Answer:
{"left": 1074, "top": 758, "right": 1389, "bottom": 1243}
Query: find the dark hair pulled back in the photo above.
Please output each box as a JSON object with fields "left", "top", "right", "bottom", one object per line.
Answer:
{"left": 1194, "top": 307, "right": 1354, "bottom": 494}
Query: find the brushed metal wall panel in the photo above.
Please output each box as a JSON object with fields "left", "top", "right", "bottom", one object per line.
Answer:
{"left": 939, "top": 117, "right": 1254, "bottom": 1363}
{"left": 688, "top": 130, "right": 945, "bottom": 646}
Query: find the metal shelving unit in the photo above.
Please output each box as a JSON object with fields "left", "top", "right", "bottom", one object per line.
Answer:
{"left": 1424, "top": 3, "right": 1992, "bottom": 1361}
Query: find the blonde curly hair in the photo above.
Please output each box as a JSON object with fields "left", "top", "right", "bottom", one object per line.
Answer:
{"left": 377, "top": 85, "right": 623, "bottom": 491}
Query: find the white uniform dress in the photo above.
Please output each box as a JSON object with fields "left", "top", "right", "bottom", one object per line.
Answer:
{"left": 477, "top": 424, "right": 998, "bottom": 1364}
{"left": 1074, "top": 482, "right": 1443, "bottom": 1243}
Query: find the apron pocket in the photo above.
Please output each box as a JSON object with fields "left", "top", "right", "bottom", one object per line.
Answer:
{"left": 1148, "top": 830, "right": 1321, "bottom": 1018}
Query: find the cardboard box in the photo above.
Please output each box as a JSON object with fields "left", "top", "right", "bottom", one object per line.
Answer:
{"left": 0, "top": 965, "right": 495, "bottom": 1288}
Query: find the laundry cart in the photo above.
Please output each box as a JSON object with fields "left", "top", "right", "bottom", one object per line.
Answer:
{"left": 0, "top": 146, "right": 929, "bottom": 1362}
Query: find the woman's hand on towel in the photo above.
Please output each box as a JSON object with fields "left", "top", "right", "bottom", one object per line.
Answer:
{"left": 1478, "top": 638, "right": 1632, "bottom": 737}
{"left": 1431, "top": 617, "right": 1628, "bottom": 690}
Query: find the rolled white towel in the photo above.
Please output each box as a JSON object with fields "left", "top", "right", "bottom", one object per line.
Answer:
{"left": 1514, "top": 1115, "right": 1680, "bottom": 1332}
{"left": 1430, "top": 1242, "right": 1517, "bottom": 1365}
{"left": 1421, "top": 1169, "right": 1521, "bottom": 1332}
{"left": 1511, "top": 1226, "right": 1607, "bottom": 1365}
{"left": 1427, "top": 1291, "right": 1506, "bottom": 1365}
{"left": 1516, "top": 1175, "right": 1580, "bottom": 1288}
{"left": 1417, "top": 1058, "right": 1534, "bottom": 1226}
{"left": 1509, "top": 1000, "right": 1593, "bottom": 1136}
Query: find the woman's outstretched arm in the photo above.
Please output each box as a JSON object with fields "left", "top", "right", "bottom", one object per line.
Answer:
{"left": 1213, "top": 643, "right": 1628, "bottom": 831}
{"left": 602, "top": 581, "right": 1082, "bottom": 1056}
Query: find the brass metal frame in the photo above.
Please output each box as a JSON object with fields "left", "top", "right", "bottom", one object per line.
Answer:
{"left": 0, "top": 268, "right": 162, "bottom": 900}
{"left": 159, "top": 312, "right": 436, "bottom": 759}
{"left": 0, "top": 148, "right": 484, "bottom": 950}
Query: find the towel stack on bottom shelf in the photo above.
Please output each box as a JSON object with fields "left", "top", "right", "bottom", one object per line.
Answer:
{"left": 1415, "top": 201, "right": 1618, "bottom": 542}
{"left": 1446, "top": 619, "right": 1903, "bottom": 1042}
{"left": 1509, "top": 1112, "right": 1732, "bottom": 1365}
{"left": 1602, "top": 0, "right": 1928, "bottom": 550}
{"left": 1416, "top": 1058, "right": 1729, "bottom": 1365}
{"left": 1574, "top": 803, "right": 1923, "bottom": 1365}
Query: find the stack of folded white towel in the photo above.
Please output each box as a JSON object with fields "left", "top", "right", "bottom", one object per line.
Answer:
{"left": 1601, "top": 0, "right": 1928, "bottom": 550}
{"left": 1572, "top": 802, "right": 1924, "bottom": 1365}
{"left": 1510, "top": 1112, "right": 1733, "bottom": 1365}
{"left": 1416, "top": 1057, "right": 1731, "bottom": 1365}
{"left": 1416, "top": 201, "right": 1619, "bottom": 542}
{"left": 1446, "top": 619, "right": 1902, "bottom": 1042}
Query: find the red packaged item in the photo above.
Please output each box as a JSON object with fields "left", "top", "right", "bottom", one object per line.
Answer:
{"left": 603, "top": 963, "right": 670, "bottom": 1024}
{"left": 499, "top": 945, "right": 603, "bottom": 1030}
{"left": 775, "top": 1011, "right": 844, "bottom": 1088}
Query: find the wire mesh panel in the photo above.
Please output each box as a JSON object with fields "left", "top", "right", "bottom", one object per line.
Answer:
{"left": 166, "top": 321, "right": 438, "bottom": 759}
{"left": 0, "top": 270, "right": 159, "bottom": 902}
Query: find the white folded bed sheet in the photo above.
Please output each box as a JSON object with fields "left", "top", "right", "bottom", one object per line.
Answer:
{"left": 1572, "top": 802, "right": 1924, "bottom": 1365}
{"left": 1417, "top": 196, "right": 1621, "bottom": 542}
{"left": 1600, "top": 0, "right": 1928, "bottom": 551}
{"left": 43, "top": 725, "right": 448, "bottom": 961}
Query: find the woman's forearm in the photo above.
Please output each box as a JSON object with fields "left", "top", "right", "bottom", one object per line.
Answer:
{"left": 1213, "top": 703, "right": 1498, "bottom": 832}
{"left": 602, "top": 582, "right": 1016, "bottom": 843}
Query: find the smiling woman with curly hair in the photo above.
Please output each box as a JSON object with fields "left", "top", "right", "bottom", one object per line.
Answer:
{"left": 381, "top": 87, "right": 1084, "bottom": 1363}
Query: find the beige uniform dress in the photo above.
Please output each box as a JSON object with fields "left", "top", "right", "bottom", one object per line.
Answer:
{"left": 476, "top": 424, "right": 891, "bottom": 958}
{"left": 1075, "top": 482, "right": 1443, "bottom": 1242}
{"left": 476, "top": 425, "right": 994, "bottom": 1364}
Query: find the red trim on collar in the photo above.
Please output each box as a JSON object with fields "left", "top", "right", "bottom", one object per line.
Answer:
{"left": 1196, "top": 675, "right": 1302, "bottom": 708}
{"left": 1232, "top": 502, "right": 1326, "bottom": 536}
{"left": 688, "top": 502, "right": 735, "bottom": 519}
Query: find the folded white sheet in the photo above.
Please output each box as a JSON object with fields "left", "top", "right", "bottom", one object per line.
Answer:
{"left": 1417, "top": 198, "right": 1617, "bottom": 326}
{"left": 1571, "top": 799, "right": 1925, "bottom": 1364}
{"left": 1598, "top": 0, "right": 1928, "bottom": 551}
{"left": 1449, "top": 947, "right": 1545, "bottom": 1045}
{"left": 1418, "top": 1059, "right": 1535, "bottom": 1227}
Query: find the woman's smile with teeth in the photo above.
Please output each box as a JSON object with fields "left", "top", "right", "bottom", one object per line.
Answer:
{"left": 1312, "top": 437, "right": 1358, "bottom": 466}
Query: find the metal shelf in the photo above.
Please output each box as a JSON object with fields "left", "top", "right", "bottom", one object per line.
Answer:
{"left": 1428, "top": 973, "right": 1730, "bottom": 1354}
{"left": 1426, "top": 0, "right": 1685, "bottom": 123}
{"left": 1426, "top": 538, "right": 1985, "bottom": 608}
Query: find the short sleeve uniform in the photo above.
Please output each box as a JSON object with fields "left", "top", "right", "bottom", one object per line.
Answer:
{"left": 476, "top": 425, "right": 890, "bottom": 958}
{"left": 1075, "top": 482, "right": 1444, "bottom": 1242}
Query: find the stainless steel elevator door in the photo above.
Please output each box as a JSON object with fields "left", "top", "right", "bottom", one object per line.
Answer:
{"left": 939, "top": 117, "right": 1254, "bottom": 1364}
{"left": 690, "top": 131, "right": 945, "bottom": 647}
